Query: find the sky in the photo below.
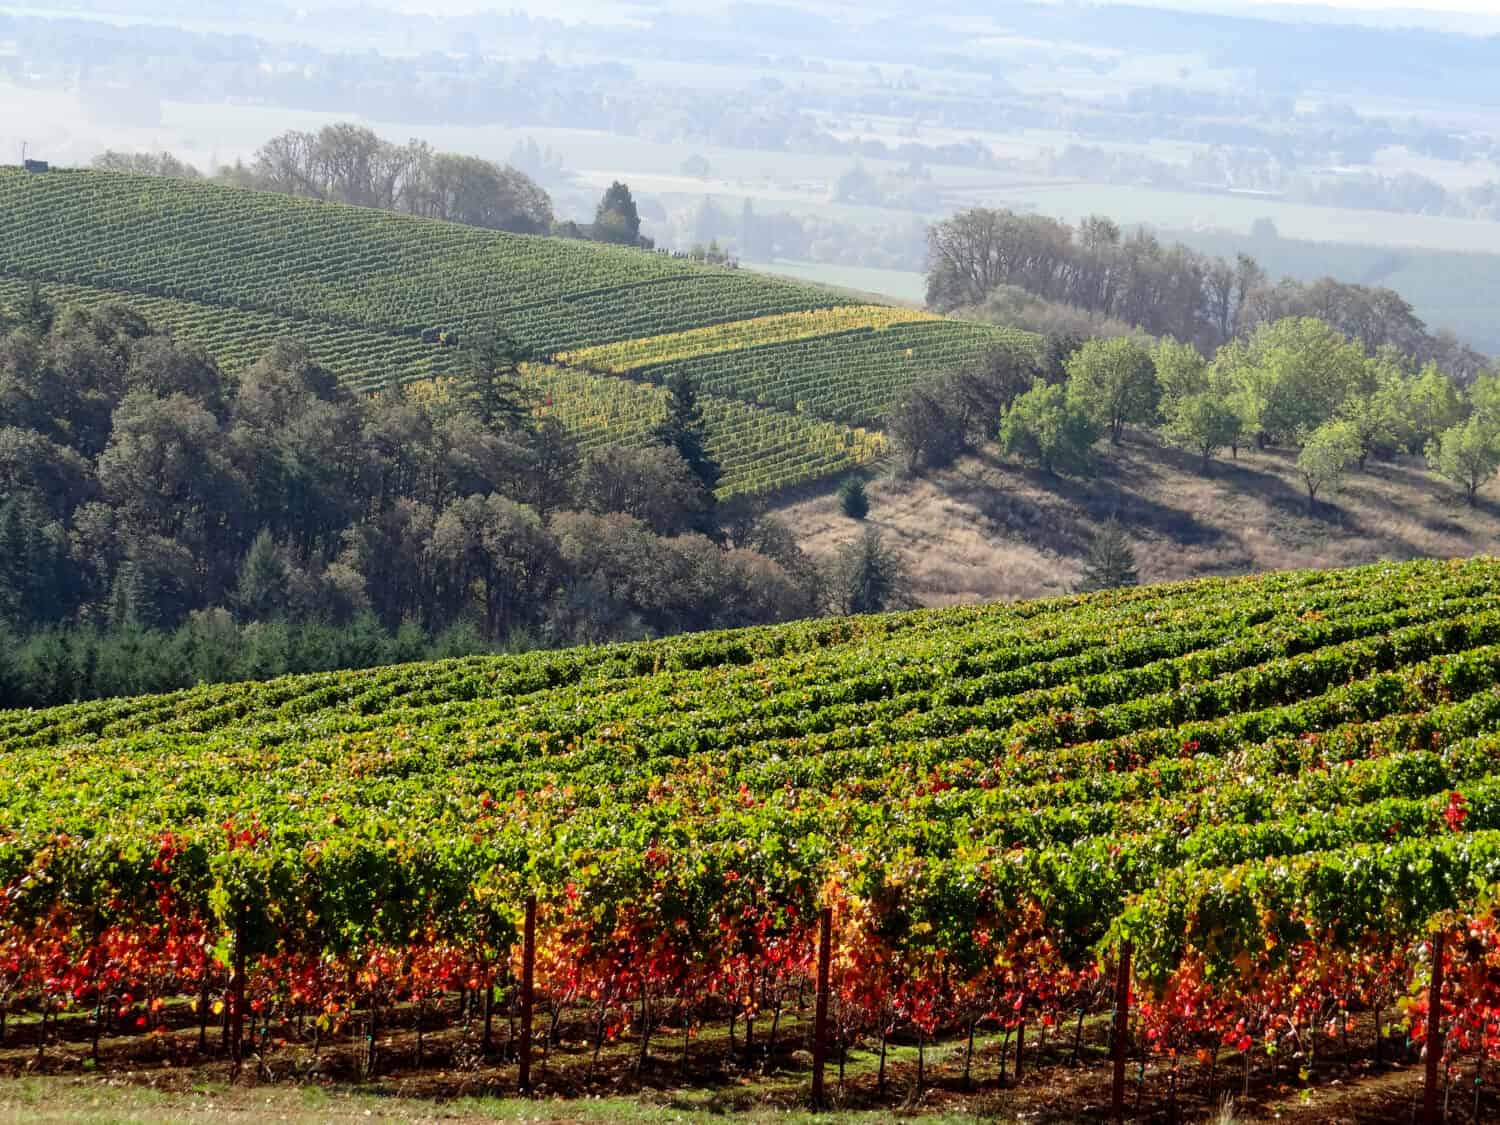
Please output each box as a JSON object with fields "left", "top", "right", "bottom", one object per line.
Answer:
{"left": 1231, "top": 0, "right": 1496, "bottom": 13}
{"left": 1169, "top": 0, "right": 1500, "bottom": 32}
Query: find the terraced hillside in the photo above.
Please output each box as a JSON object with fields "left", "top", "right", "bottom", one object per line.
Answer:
{"left": 0, "top": 168, "right": 1033, "bottom": 493}
{"left": 4, "top": 558, "right": 1500, "bottom": 1113}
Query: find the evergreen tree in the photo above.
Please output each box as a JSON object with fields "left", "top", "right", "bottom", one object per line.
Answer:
{"left": 462, "top": 330, "right": 534, "bottom": 431}
{"left": 0, "top": 622, "right": 17, "bottom": 708}
{"left": 594, "top": 181, "right": 642, "bottom": 246}
{"left": 651, "top": 373, "right": 721, "bottom": 495}
{"left": 838, "top": 476, "right": 869, "bottom": 519}
{"left": 1076, "top": 520, "right": 1139, "bottom": 593}
{"left": 236, "top": 530, "right": 287, "bottom": 622}
{"left": 19, "top": 280, "right": 54, "bottom": 335}
{"left": 831, "top": 528, "right": 911, "bottom": 615}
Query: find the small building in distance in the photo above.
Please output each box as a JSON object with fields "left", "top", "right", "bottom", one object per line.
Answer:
{"left": 23, "top": 159, "right": 49, "bottom": 173}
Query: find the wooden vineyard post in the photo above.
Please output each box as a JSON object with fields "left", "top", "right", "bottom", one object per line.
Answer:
{"left": 1112, "top": 941, "right": 1133, "bottom": 1121}
{"left": 811, "top": 906, "right": 832, "bottom": 1108}
{"left": 229, "top": 909, "right": 247, "bottom": 1079}
{"left": 1424, "top": 931, "right": 1446, "bottom": 1125}
{"left": 519, "top": 896, "right": 537, "bottom": 1094}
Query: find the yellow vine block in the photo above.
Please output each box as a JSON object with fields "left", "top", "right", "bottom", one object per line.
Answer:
{"left": 556, "top": 305, "right": 941, "bottom": 372}
{"left": 390, "top": 366, "right": 885, "bottom": 497}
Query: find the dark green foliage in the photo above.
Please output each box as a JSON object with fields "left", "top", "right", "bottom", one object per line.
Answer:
{"left": 651, "top": 372, "right": 721, "bottom": 496}
{"left": 0, "top": 303, "right": 826, "bottom": 708}
{"left": 236, "top": 530, "right": 287, "bottom": 622}
{"left": 887, "top": 385, "right": 967, "bottom": 473}
{"left": 461, "top": 330, "right": 534, "bottom": 431}
{"left": 594, "top": 181, "right": 642, "bottom": 246}
{"left": 19, "top": 280, "right": 54, "bottom": 335}
{"left": 0, "top": 615, "right": 501, "bottom": 710}
{"left": 0, "top": 494, "right": 74, "bottom": 630}
{"left": 839, "top": 476, "right": 869, "bottom": 519}
{"left": 1038, "top": 331, "right": 1085, "bottom": 385}
{"left": 1077, "top": 520, "right": 1140, "bottom": 593}
{"left": 999, "top": 381, "right": 1102, "bottom": 476}
{"left": 831, "top": 528, "right": 911, "bottom": 615}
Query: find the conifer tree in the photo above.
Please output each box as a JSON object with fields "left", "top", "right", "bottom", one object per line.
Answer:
{"left": 651, "top": 373, "right": 721, "bottom": 495}
{"left": 1077, "top": 520, "right": 1139, "bottom": 592}
{"left": 462, "top": 330, "right": 534, "bottom": 431}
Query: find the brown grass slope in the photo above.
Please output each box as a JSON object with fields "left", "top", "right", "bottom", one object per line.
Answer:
{"left": 777, "top": 432, "right": 1500, "bottom": 605}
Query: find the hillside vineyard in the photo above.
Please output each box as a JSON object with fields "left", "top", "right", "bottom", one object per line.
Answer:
{"left": 5, "top": 559, "right": 1500, "bottom": 1089}
{"left": 0, "top": 169, "right": 1029, "bottom": 495}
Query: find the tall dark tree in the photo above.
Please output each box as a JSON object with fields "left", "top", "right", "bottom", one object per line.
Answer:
{"left": 1076, "top": 520, "right": 1139, "bottom": 593}
{"left": 651, "top": 373, "right": 721, "bottom": 495}
{"left": 19, "top": 282, "right": 54, "bottom": 336}
{"left": 594, "top": 181, "right": 642, "bottom": 246}
{"left": 236, "top": 530, "right": 288, "bottom": 622}
{"left": 461, "top": 330, "right": 534, "bottom": 432}
{"left": 830, "top": 528, "right": 911, "bottom": 615}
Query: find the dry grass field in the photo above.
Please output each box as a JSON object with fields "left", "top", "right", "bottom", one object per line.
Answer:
{"left": 778, "top": 432, "right": 1500, "bottom": 605}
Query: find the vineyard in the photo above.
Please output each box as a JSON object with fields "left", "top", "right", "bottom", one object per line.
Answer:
{"left": 0, "top": 168, "right": 1033, "bottom": 494}
{"left": 1, "top": 559, "right": 1500, "bottom": 1117}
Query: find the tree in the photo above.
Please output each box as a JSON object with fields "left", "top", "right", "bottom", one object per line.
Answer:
{"left": 419, "top": 153, "right": 553, "bottom": 233}
{"left": 1065, "top": 338, "right": 1160, "bottom": 444}
{"left": 937, "top": 344, "right": 1038, "bottom": 446}
{"left": 98, "top": 390, "right": 244, "bottom": 549}
{"left": 1164, "top": 392, "right": 1242, "bottom": 471}
{"left": 887, "top": 386, "right": 965, "bottom": 473}
{"left": 577, "top": 446, "right": 712, "bottom": 536}
{"left": 829, "top": 528, "right": 911, "bottom": 615}
{"left": 1232, "top": 318, "right": 1367, "bottom": 446}
{"left": 516, "top": 417, "right": 579, "bottom": 519}
{"left": 594, "top": 181, "right": 642, "bottom": 246}
{"left": 1336, "top": 372, "right": 1404, "bottom": 470}
{"left": 1076, "top": 520, "right": 1139, "bottom": 592}
{"left": 1401, "top": 362, "right": 1465, "bottom": 453}
{"left": 235, "top": 530, "right": 287, "bottom": 622}
{"left": 0, "top": 493, "right": 73, "bottom": 630}
{"left": 650, "top": 373, "right": 721, "bottom": 495}
{"left": 999, "top": 382, "right": 1101, "bottom": 476}
{"left": 92, "top": 150, "right": 202, "bottom": 180}
{"left": 461, "top": 331, "right": 533, "bottom": 432}
{"left": 1037, "top": 332, "right": 1085, "bottom": 386}
{"left": 839, "top": 477, "right": 869, "bottom": 520}
{"left": 1152, "top": 339, "right": 1209, "bottom": 415}
{"left": 1427, "top": 417, "right": 1500, "bottom": 505}
{"left": 1296, "top": 419, "right": 1361, "bottom": 511}
{"left": 19, "top": 282, "right": 54, "bottom": 335}
{"left": 1469, "top": 372, "right": 1500, "bottom": 432}
{"left": 429, "top": 494, "right": 558, "bottom": 639}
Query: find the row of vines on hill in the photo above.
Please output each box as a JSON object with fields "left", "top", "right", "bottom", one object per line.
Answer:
{"left": 0, "top": 170, "right": 1037, "bottom": 494}
{"left": 1, "top": 561, "right": 1500, "bottom": 1108}
{"left": 0, "top": 278, "right": 884, "bottom": 496}
{"left": 0, "top": 169, "right": 850, "bottom": 352}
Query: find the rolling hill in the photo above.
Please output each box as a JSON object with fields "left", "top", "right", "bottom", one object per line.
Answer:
{"left": 781, "top": 436, "right": 1500, "bottom": 606}
{"left": 2, "top": 558, "right": 1500, "bottom": 1115}
{"left": 0, "top": 168, "right": 1032, "bottom": 495}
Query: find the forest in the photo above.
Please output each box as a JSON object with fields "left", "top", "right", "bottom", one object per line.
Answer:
{"left": 927, "top": 207, "right": 1489, "bottom": 375}
{"left": 0, "top": 290, "right": 912, "bottom": 708}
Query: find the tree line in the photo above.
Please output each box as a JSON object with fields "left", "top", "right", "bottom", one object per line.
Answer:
{"left": 96, "top": 126, "right": 552, "bottom": 235}
{"left": 890, "top": 314, "right": 1500, "bottom": 512}
{"left": 94, "top": 126, "right": 651, "bottom": 247}
{"left": 925, "top": 207, "right": 1488, "bottom": 379}
{"left": 0, "top": 290, "right": 905, "bottom": 709}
